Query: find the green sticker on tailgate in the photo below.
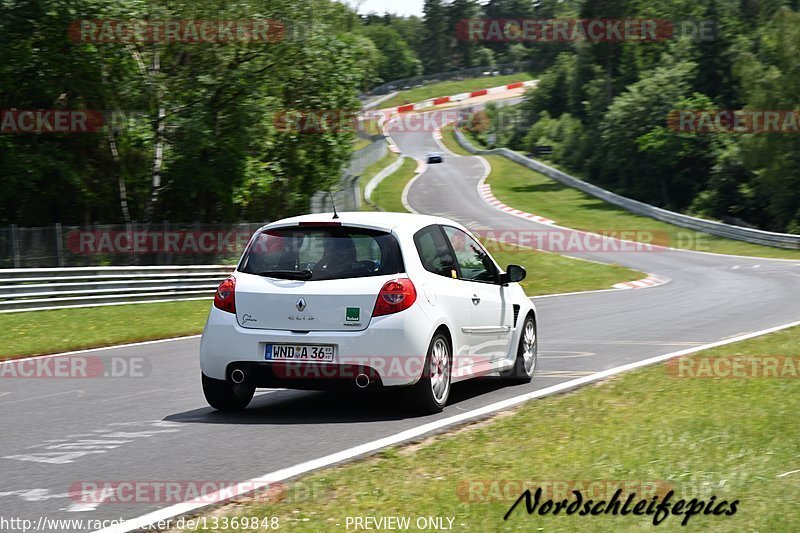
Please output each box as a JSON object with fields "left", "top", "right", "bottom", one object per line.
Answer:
{"left": 346, "top": 307, "right": 360, "bottom": 321}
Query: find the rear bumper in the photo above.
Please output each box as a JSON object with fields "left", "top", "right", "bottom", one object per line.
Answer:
{"left": 200, "top": 305, "right": 432, "bottom": 387}
{"left": 216, "top": 361, "right": 388, "bottom": 390}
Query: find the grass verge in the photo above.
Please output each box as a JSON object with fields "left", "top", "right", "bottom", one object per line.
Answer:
{"left": 370, "top": 157, "right": 418, "bottom": 213}
{"left": 493, "top": 245, "right": 639, "bottom": 297}
{"left": 442, "top": 126, "right": 800, "bottom": 259}
{"left": 378, "top": 73, "right": 534, "bottom": 110}
{"left": 439, "top": 123, "right": 471, "bottom": 156}
{"left": 0, "top": 300, "right": 210, "bottom": 360}
{"left": 370, "top": 154, "right": 643, "bottom": 296}
{"left": 358, "top": 149, "right": 399, "bottom": 211}
{"left": 196, "top": 324, "right": 800, "bottom": 532}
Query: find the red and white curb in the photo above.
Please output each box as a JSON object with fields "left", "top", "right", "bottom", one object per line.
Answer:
{"left": 380, "top": 113, "right": 402, "bottom": 153}
{"left": 613, "top": 275, "right": 670, "bottom": 290}
{"left": 391, "top": 79, "right": 536, "bottom": 115}
{"left": 479, "top": 182, "right": 555, "bottom": 225}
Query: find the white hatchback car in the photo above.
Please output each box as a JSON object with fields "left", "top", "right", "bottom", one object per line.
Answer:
{"left": 200, "top": 212, "right": 537, "bottom": 413}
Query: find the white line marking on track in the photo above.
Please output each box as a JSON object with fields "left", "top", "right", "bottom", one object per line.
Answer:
{"left": 93, "top": 319, "right": 800, "bottom": 533}
{"left": 401, "top": 165, "right": 426, "bottom": 214}
{"left": 538, "top": 351, "right": 595, "bottom": 359}
{"left": 0, "top": 389, "right": 85, "bottom": 406}
{"left": 0, "top": 335, "right": 201, "bottom": 366}
{"left": 777, "top": 469, "right": 800, "bottom": 478}
{"left": 530, "top": 288, "right": 623, "bottom": 299}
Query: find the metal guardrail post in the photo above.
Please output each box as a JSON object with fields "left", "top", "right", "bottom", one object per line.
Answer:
{"left": 11, "top": 224, "right": 20, "bottom": 268}
{"left": 55, "top": 223, "right": 64, "bottom": 267}
{"left": 130, "top": 221, "right": 137, "bottom": 266}
{"left": 349, "top": 174, "right": 361, "bottom": 211}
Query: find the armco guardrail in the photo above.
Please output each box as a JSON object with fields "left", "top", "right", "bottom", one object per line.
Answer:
{"left": 454, "top": 124, "right": 800, "bottom": 250}
{"left": 0, "top": 265, "right": 234, "bottom": 313}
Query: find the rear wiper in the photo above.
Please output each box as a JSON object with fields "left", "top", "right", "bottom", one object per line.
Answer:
{"left": 258, "top": 269, "right": 313, "bottom": 280}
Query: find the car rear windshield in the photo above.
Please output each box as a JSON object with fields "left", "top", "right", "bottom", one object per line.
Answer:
{"left": 238, "top": 226, "right": 404, "bottom": 281}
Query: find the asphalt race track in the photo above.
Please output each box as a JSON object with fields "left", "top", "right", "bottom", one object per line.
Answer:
{"left": 2, "top": 108, "right": 800, "bottom": 531}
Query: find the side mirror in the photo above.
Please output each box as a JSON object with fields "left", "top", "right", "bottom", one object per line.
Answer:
{"left": 500, "top": 264, "right": 526, "bottom": 285}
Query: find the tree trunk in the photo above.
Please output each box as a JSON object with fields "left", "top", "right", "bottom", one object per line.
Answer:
{"left": 144, "top": 49, "right": 164, "bottom": 223}
{"left": 107, "top": 125, "right": 131, "bottom": 223}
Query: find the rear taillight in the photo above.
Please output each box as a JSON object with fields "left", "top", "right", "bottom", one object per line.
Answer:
{"left": 373, "top": 278, "right": 417, "bottom": 317}
{"left": 214, "top": 277, "right": 236, "bottom": 314}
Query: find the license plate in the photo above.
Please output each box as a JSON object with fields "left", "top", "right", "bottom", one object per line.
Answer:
{"left": 265, "top": 344, "right": 334, "bottom": 362}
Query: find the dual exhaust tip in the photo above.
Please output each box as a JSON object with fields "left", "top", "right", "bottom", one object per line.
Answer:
{"left": 230, "top": 367, "right": 372, "bottom": 389}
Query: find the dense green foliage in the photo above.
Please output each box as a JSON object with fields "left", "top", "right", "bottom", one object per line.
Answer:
{"left": 0, "top": 0, "right": 544, "bottom": 226}
{"left": 475, "top": 0, "right": 800, "bottom": 233}
{"left": 4, "top": 0, "right": 796, "bottom": 232}
{"left": 0, "top": 0, "right": 371, "bottom": 225}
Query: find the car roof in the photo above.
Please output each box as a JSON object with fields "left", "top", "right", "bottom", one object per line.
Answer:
{"left": 263, "top": 211, "right": 464, "bottom": 235}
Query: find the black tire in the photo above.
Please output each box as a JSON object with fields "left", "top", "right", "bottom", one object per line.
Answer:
{"left": 407, "top": 332, "right": 452, "bottom": 414}
{"left": 202, "top": 373, "right": 255, "bottom": 411}
{"left": 501, "top": 314, "right": 537, "bottom": 384}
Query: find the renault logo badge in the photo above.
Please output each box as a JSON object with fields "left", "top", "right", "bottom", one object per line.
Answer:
{"left": 296, "top": 298, "right": 307, "bottom": 312}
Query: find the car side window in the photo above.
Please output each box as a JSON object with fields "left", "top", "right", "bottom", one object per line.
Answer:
{"left": 414, "top": 225, "right": 457, "bottom": 279}
{"left": 442, "top": 226, "right": 498, "bottom": 283}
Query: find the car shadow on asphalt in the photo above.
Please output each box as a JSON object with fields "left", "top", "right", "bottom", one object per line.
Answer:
{"left": 163, "top": 377, "right": 510, "bottom": 425}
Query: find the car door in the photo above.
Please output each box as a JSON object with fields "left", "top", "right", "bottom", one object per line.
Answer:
{"left": 413, "top": 225, "right": 473, "bottom": 377}
{"left": 441, "top": 225, "right": 513, "bottom": 364}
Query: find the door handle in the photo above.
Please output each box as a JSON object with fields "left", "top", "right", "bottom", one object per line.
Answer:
{"left": 471, "top": 294, "right": 480, "bottom": 305}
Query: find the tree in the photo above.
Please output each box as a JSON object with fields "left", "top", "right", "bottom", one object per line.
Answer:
{"left": 475, "top": 47, "right": 496, "bottom": 67}
{"left": 362, "top": 26, "right": 422, "bottom": 83}
{"left": 422, "top": 0, "right": 450, "bottom": 73}
{"left": 0, "top": 0, "right": 372, "bottom": 225}
{"left": 735, "top": 7, "right": 800, "bottom": 231}
{"left": 447, "top": 0, "right": 481, "bottom": 68}
{"left": 599, "top": 63, "right": 715, "bottom": 210}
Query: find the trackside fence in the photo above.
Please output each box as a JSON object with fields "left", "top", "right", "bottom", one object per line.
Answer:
{"left": 0, "top": 265, "right": 235, "bottom": 313}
